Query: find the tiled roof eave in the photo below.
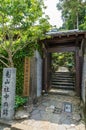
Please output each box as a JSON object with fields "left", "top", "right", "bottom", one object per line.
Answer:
{"left": 46, "top": 30, "right": 86, "bottom": 38}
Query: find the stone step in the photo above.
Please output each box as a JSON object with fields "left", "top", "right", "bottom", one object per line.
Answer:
{"left": 52, "top": 75, "right": 74, "bottom": 78}
{"left": 51, "top": 72, "right": 75, "bottom": 90}
{"left": 49, "top": 88, "right": 76, "bottom": 96}
{"left": 52, "top": 85, "right": 74, "bottom": 90}
{"left": 52, "top": 75, "right": 75, "bottom": 79}
{"left": 52, "top": 72, "right": 75, "bottom": 75}
{"left": 54, "top": 71, "right": 75, "bottom": 73}
{"left": 11, "top": 122, "right": 71, "bottom": 130}
{"left": 52, "top": 79, "right": 75, "bottom": 83}
{"left": 52, "top": 81, "right": 75, "bottom": 86}
{"left": 52, "top": 78, "right": 75, "bottom": 82}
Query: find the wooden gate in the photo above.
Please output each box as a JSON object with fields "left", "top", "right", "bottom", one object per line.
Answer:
{"left": 42, "top": 30, "right": 86, "bottom": 97}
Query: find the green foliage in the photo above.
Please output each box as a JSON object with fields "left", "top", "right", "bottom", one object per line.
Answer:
{"left": 15, "top": 95, "right": 28, "bottom": 110}
{"left": 52, "top": 52, "right": 75, "bottom": 71}
{"left": 80, "top": 16, "right": 86, "bottom": 30}
{"left": 14, "top": 57, "right": 24, "bottom": 95}
{"left": 0, "top": 0, "right": 45, "bottom": 94}
{"left": 0, "top": 95, "right": 28, "bottom": 110}
{"left": 0, "top": 54, "right": 24, "bottom": 95}
{"left": 0, "top": 0, "right": 50, "bottom": 67}
{"left": 13, "top": 44, "right": 38, "bottom": 95}
{"left": 0, "top": 43, "right": 42, "bottom": 95}
{"left": 0, "top": 62, "right": 5, "bottom": 92}
{"left": 57, "top": 0, "right": 86, "bottom": 30}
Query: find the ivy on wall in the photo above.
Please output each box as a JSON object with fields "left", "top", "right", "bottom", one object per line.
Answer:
{"left": 14, "top": 57, "right": 24, "bottom": 95}
{"left": 0, "top": 63, "right": 4, "bottom": 94}
{"left": 0, "top": 43, "right": 42, "bottom": 95}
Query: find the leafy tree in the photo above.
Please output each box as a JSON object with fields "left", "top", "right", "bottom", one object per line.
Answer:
{"left": 57, "top": 0, "right": 86, "bottom": 30}
{"left": 0, "top": 0, "right": 50, "bottom": 67}
{"left": 52, "top": 52, "right": 75, "bottom": 72}
{"left": 80, "top": 16, "right": 86, "bottom": 30}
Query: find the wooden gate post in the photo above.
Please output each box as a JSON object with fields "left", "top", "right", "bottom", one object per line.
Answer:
{"left": 75, "top": 47, "right": 81, "bottom": 96}
{"left": 47, "top": 53, "right": 52, "bottom": 90}
{"left": 43, "top": 48, "right": 48, "bottom": 92}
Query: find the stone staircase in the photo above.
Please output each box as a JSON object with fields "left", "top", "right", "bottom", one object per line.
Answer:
{"left": 51, "top": 72, "right": 75, "bottom": 90}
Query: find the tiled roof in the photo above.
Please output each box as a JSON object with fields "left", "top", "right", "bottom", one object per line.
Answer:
{"left": 46, "top": 29, "right": 86, "bottom": 37}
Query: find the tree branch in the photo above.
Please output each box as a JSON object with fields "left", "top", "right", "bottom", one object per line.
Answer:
{"left": 0, "top": 54, "right": 9, "bottom": 61}
{"left": 12, "top": 46, "right": 21, "bottom": 57}
{"left": 0, "top": 59, "right": 9, "bottom": 67}
{"left": 12, "top": 41, "right": 29, "bottom": 57}
{"left": 0, "top": 43, "right": 9, "bottom": 53}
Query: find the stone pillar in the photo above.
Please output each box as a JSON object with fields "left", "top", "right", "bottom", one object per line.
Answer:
{"left": 30, "top": 55, "right": 37, "bottom": 102}
{"left": 1, "top": 68, "right": 16, "bottom": 120}
{"left": 36, "top": 51, "right": 42, "bottom": 97}
{"left": 29, "top": 51, "right": 42, "bottom": 102}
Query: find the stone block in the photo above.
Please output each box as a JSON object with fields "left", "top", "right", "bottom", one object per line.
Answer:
{"left": 1, "top": 68, "right": 16, "bottom": 120}
{"left": 11, "top": 123, "right": 32, "bottom": 130}
{"left": 14, "top": 110, "right": 29, "bottom": 120}
{"left": 4, "top": 128, "right": 10, "bottom": 130}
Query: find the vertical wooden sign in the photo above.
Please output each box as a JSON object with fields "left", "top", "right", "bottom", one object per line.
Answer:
{"left": 23, "top": 57, "right": 30, "bottom": 96}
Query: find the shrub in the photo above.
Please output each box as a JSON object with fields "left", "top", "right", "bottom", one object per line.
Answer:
{"left": 15, "top": 95, "right": 28, "bottom": 110}
{"left": 0, "top": 95, "right": 28, "bottom": 111}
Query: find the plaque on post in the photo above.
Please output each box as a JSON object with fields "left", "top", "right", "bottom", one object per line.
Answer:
{"left": 1, "top": 68, "right": 16, "bottom": 120}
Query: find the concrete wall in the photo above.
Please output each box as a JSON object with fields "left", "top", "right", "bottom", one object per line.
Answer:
{"left": 30, "top": 50, "right": 42, "bottom": 102}
{"left": 30, "top": 56, "right": 37, "bottom": 101}
{"left": 35, "top": 51, "right": 42, "bottom": 97}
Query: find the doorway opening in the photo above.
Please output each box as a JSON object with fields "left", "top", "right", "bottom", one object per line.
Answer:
{"left": 49, "top": 52, "right": 76, "bottom": 95}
